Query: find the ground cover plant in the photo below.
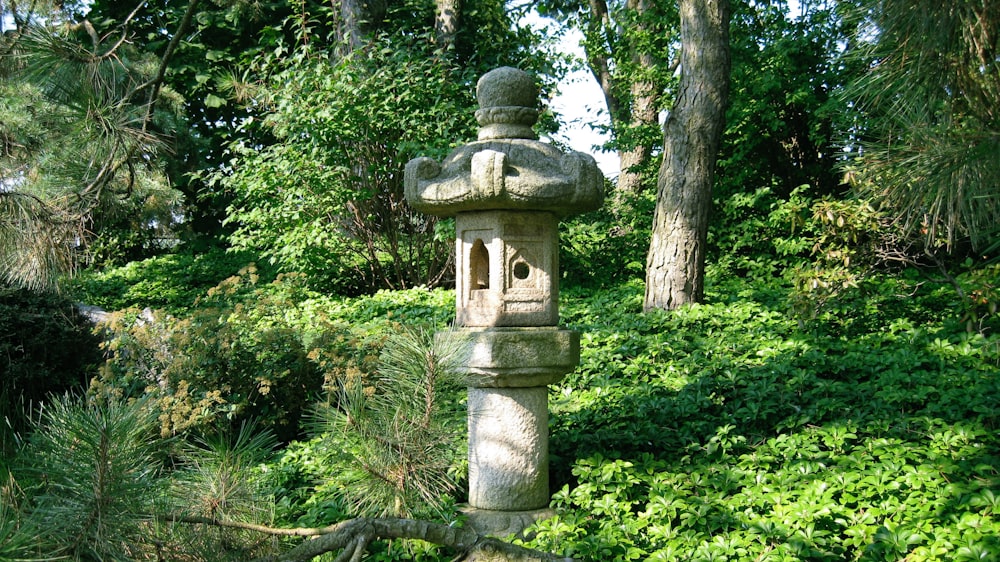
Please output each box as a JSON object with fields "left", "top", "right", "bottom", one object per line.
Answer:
{"left": 526, "top": 275, "right": 1000, "bottom": 560}
{"left": 4, "top": 255, "right": 999, "bottom": 560}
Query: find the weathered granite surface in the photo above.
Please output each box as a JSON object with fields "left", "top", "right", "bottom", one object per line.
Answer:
{"left": 403, "top": 67, "right": 604, "bottom": 542}
{"left": 405, "top": 67, "right": 603, "bottom": 217}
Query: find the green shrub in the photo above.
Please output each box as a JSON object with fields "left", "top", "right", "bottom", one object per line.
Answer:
{"left": 560, "top": 190, "right": 652, "bottom": 289}
{"left": 298, "top": 327, "right": 467, "bottom": 521}
{"left": 709, "top": 185, "right": 811, "bottom": 282}
{"left": 67, "top": 245, "right": 266, "bottom": 314}
{"left": 94, "top": 272, "right": 332, "bottom": 441}
{"left": 92, "top": 272, "right": 454, "bottom": 442}
{"left": 529, "top": 279, "right": 1000, "bottom": 561}
{"left": 957, "top": 262, "right": 1000, "bottom": 335}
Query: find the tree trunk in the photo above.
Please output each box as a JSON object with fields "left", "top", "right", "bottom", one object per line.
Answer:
{"left": 435, "top": 0, "right": 460, "bottom": 48}
{"left": 615, "top": 65, "right": 658, "bottom": 195}
{"left": 616, "top": 0, "right": 660, "bottom": 196}
{"left": 644, "top": 0, "right": 730, "bottom": 311}
{"left": 584, "top": 0, "right": 620, "bottom": 121}
{"left": 338, "top": 0, "right": 365, "bottom": 53}
{"left": 583, "top": 0, "right": 662, "bottom": 198}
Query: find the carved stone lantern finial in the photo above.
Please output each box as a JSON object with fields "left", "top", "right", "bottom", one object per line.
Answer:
{"left": 404, "top": 67, "right": 604, "bottom": 538}
{"left": 475, "top": 66, "right": 539, "bottom": 141}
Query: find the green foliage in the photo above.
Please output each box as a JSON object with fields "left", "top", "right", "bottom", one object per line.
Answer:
{"left": 706, "top": 182, "right": 984, "bottom": 334}
{"left": 166, "top": 422, "right": 281, "bottom": 560}
{"left": 0, "top": 6, "right": 186, "bottom": 289}
{"left": 67, "top": 245, "right": 266, "bottom": 314}
{"left": 536, "top": 0, "right": 680, "bottom": 167}
{"left": 1, "top": 467, "right": 44, "bottom": 562}
{"left": 215, "top": 39, "right": 473, "bottom": 293}
{"left": 841, "top": 0, "right": 1000, "bottom": 252}
{"left": 92, "top": 271, "right": 454, "bottom": 442}
{"left": 7, "top": 256, "right": 1000, "bottom": 560}
{"left": 786, "top": 194, "right": 892, "bottom": 323}
{"left": 92, "top": 271, "right": 330, "bottom": 441}
{"left": 709, "top": 185, "right": 808, "bottom": 281}
{"left": 3, "top": 393, "right": 288, "bottom": 561}
{"left": 304, "top": 327, "right": 466, "bottom": 520}
{"left": 561, "top": 190, "right": 652, "bottom": 288}
{"left": 718, "top": 1, "right": 855, "bottom": 201}
{"left": 17, "top": 394, "right": 164, "bottom": 561}
{"left": 958, "top": 263, "right": 1000, "bottom": 335}
{"left": 209, "top": 0, "right": 555, "bottom": 295}
{"left": 525, "top": 279, "right": 1000, "bottom": 561}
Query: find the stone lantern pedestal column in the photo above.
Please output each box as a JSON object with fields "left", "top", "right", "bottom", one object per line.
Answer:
{"left": 445, "top": 327, "right": 579, "bottom": 534}
{"left": 405, "top": 66, "right": 603, "bottom": 538}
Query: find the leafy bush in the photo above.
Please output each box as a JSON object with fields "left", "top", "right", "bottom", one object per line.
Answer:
{"left": 214, "top": 37, "right": 473, "bottom": 294}
{"left": 526, "top": 278, "right": 1000, "bottom": 561}
{"left": 709, "top": 185, "right": 810, "bottom": 282}
{"left": 67, "top": 244, "right": 265, "bottom": 314}
{"left": 708, "top": 183, "right": 989, "bottom": 337}
{"left": 561, "top": 190, "right": 652, "bottom": 289}
{"left": 93, "top": 272, "right": 339, "bottom": 442}
{"left": 957, "top": 262, "right": 1000, "bottom": 335}
{"left": 92, "top": 271, "right": 454, "bottom": 442}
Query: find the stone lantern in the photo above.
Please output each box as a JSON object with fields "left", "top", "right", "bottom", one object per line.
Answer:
{"left": 405, "top": 67, "right": 603, "bottom": 536}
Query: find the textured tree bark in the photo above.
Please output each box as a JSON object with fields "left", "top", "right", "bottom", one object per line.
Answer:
{"left": 335, "top": 0, "right": 387, "bottom": 55}
{"left": 615, "top": 0, "right": 660, "bottom": 196}
{"left": 338, "top": 0, "right": 365, "bottom": 53}
{"left": 644, "top": 0, "right": 730, "bottom": 311}
{"left": 615, "top": 70, "right": 658, "bottom": 195}
{"left": 435, "top": 0, "right": 460, "bottom": 48}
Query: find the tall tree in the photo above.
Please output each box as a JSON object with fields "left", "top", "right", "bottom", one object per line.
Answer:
{"left": 435, "top": 0, "right": 461, "bottom": 47}
{"left": 1, "top": 0, "right": 190, "bottom": 288}
{"left": 83, "top": 0, "right": 321, "bottom": 240}
{"left": 644, "top": 0, "right": 730, "bottom": 310}
{"left": 214, "top": 0, "right": 552, "bottom": 293}
{"left": 538, "top": 0, "right": 679, "bottom": 196}
{"left": 718, "top": 1, "right": 854, "bottom": 201}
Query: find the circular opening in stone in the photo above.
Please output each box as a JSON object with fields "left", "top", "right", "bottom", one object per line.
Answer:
{"left": 513, "top": 261, "right": 530, "bottom": 280}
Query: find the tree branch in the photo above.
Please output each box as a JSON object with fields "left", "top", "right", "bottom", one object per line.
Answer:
{"left": 167, "top": 514, "right": 571, "bottom": 562}
{"left": 133, "top": 0, "right": 200, "bottom": 132}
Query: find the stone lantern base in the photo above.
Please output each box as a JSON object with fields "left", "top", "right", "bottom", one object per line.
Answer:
{"left": 441, "top": 327, "right": 578, "bottom": 536}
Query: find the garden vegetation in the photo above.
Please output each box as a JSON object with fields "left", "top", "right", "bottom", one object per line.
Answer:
{"left": 2, "top": 0, "right": 999, "bottom": 560}
{"left": 3, "top": 187, "right": 999, "bottom": 559}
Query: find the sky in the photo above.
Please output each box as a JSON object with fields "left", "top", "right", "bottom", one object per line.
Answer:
{"left": 533, "top": 0, "right": 805, "bottom": 180}
{"left": 531, "top": 18, "right": 620, "bottom": 179}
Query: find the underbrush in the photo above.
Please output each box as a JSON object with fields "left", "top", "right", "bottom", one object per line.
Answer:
{"left": 527, "top": 278, "right": 1000, "bottom": 561}
{"left": 6, "top": 263, "right": 998, "bottom": 560}
{"left": 89, "top": 271, "right": 452, "bottom": 442}
{"left": 66, "top": 245, "right": 268, "bottom": 314}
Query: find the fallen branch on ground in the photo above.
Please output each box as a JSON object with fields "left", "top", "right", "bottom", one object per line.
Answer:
{"left": 168, "top": 514, "right": 572, "bottom": 562}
